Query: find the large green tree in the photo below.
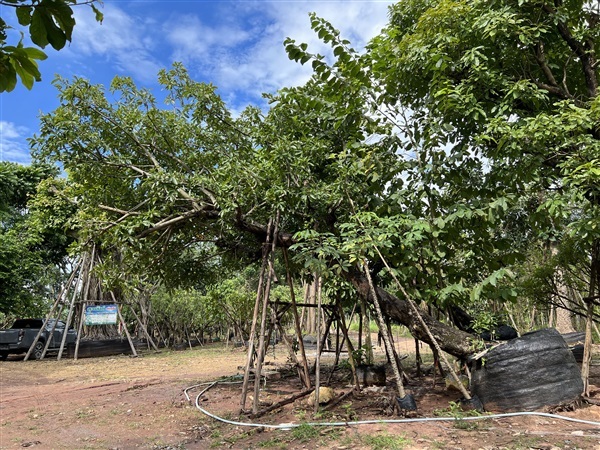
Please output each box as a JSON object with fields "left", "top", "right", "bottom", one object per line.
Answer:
{"left": 31, "top": 0, "right": 599, "bottom": 360}
{"left": 32, "top": 66, "right": 475, "bottom": 357}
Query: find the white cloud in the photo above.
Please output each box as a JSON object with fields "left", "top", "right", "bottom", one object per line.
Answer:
{"left": 0, "top": 121, "right": 31, "bottom": 164}
{"left": 161, "top": 1, "right": 392, "bottom": 108}
{"left": 166, "top": 15, "right": 252, "bottom": 63}
{"left": 66, "top": 4, "right": 163, "bottom": 83}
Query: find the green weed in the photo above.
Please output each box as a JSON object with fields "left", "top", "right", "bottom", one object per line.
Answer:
{"left": 362, "top": 433, "right": 410, "bottom": 450}
{"left": 291, "top": 423, "right": 319, "bottom": 442}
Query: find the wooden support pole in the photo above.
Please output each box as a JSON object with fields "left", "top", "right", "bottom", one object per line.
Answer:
{"left": 582, "top": 240, "right": 599, "bottom": 396}
{"left": 415, "top": 338, "right": 422, "bottom": 377}
{"left": 372, "top": 246, "right": 472, "bottom": 401}
{"left": 114, "top": 296, "right": 137, "bottom": 357}
{"left": 249, "top": 388, "right": 315, "bottom": 419}
{"left": 57, "top": 273, "right": 80, "bottom": 360}
{"left": 251, "top": 265, "right": 274, "bottom": 413}
{"left": 363, "top": 261, "right": 406, "bottom": 398}
{"left": 40, "top": 302, "right": 65, "bottom": 360}
{"left": 326, "top": 311, "right": 342, "bottom": 385}
{"left": 75, "top": 246, "right": 97, "bottom": 360}
{"left": 314, "top": 275, "right": 323, "bottom": 414}
{"left": 337, "top": 300, "right": 361, "bottom": 392}
{"left": 252, "top": 212, "right": 280, "bottom": 414}
{"left": 276, "top": 322, "right": 310, "bottom": 387}
{"left": 282, "top": 247, "right": 311, "bottom": 389}
{"left": 240, "top": 218, "right": 273, "bottom": 412}
{"left": 311, "top": 309, "right": 335, "bottom": 373}
{"left": 323, "top": 389, "right": 353, "bottom": 412}
{"left": 127, "top": 303, "right": 159, "bottom": 351}
{"left": 24, "top": 259, "right": 81, "bottom": 361}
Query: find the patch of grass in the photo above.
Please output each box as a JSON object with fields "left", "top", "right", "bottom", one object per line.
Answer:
{"left": 74, "top": 408, "right": 95, "bottom": 420}
{"left": 293, "top": 408, "right": 307, "bottom": 421}
{"left": 151, "top": 442, "right": 186, "bottom": 450}
{"left": 430, "top": 440, "right": 447, "bottom": 449}
{"left": 291, "top": 423, "right": 319, "bottom": 442}
{"left": 433, "top": 401, "right": 483, "bottom": 430}
{"left": 362, "top": 433, "right": 410, "bottom": 450}
{"left": 257, "top": 437, "right": 286, "bottom": 448}
{"left": 510, "top": 434, "right": 542, "bottom": 450}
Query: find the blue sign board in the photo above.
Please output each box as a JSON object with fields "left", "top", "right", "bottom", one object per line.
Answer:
{"left": 85, "top": 304, "right": 118, "bottom": 325}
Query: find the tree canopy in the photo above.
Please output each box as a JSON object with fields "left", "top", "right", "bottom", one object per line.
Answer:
{"left": 27, "top": 0, "right": 600, "bottom": 356}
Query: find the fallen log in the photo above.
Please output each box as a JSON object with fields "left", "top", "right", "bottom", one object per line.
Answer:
{"left": 248, "top": 388, "right": 315, "bottom": 419}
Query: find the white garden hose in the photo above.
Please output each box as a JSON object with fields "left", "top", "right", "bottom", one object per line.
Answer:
{"left": 184, "top": 379, "right": 600, "bottom": 430}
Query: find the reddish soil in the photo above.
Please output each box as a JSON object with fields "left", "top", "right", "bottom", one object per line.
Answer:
{"left": 1, "top": 341, "right": 599, "bottom": 450}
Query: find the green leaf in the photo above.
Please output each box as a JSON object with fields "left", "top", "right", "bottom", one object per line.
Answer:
{"left": 16, "top": 6, "right": 33, "bottom": 26}
{"left": 12, "top": 52, "right": 42, "bottom": 81}
{"left": 91, "top": 4, "right": 104, "bottom": 24}
{"left": 30, "top": 9, "right": 50, "bottom": 48}
{"left": 0, "top": 61, "right": 18, "bottom": 92}
{"left": 12, "top": 58, "right": 35, "bottom": 89}
{"left": 21, "top": 47, "right": 48, "bottom": 61}
{"left": 40, "top": 9, "right": 68, "bottom": 50}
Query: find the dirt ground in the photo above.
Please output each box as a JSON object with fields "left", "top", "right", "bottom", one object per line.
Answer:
{"left": 1, "top": 339, "right": 600, "bottom": 450}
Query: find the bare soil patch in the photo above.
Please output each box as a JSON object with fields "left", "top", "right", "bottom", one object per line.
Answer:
{"left": 1, "top": 341, "right": 599, "bottom": 449}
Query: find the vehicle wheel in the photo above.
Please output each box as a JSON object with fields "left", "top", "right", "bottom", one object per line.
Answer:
{"left": 32, "top": 341, "right": 44, "bottom": 360}
{"left": 0, "top": 352, "right": 8, "bottom": 361}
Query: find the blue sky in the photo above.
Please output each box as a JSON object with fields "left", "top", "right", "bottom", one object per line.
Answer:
{"left": 0, "top": 1, "right": 392, "bottom": 165}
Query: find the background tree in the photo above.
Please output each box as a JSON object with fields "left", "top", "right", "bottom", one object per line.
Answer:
{"left": 0, "top": 162, "right": 76, "bottom": 319}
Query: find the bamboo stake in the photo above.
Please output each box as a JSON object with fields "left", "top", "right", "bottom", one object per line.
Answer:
{"left": 24, "top": 259, "right": 81, "bottom": 361}
{"left": 127, "top": 303, "right": 159, "bottom": 351}
{"left": 314, "top": 275, "right": 323, "bottom": 414}
{"left": 57, "top": 270, "right": 81, "bottom": 360}
{"left": 75, "top": 245, "right": 97, "bottom": 360}
{"left": 282, "top": 247, "right": 311, "bottom": 388}
{"left": 582, "top": 242, "right": 598, "bottom": 396}
{"left": 240, "top": 218, "right": 273, "bottom": 412}
{"left": 326, "top": 311, "right": 342, "bottom": 385}
{"left": 113, "top": 295, "right": 137, "bottom": 357}
{"left": 363, "top": 261, "right": 406, "bottom": 398}
{"left": 372, "top": 246, "right": 472, "bottom": 401}
{"left": 276, "top": 322, "right": 308, "bottom": 386}
{"left": 184, "top": 324, "right": 193, "bottom": 350}
{"left": 337, "top": 300, "right": 361, "bottom": 392}
{"left": 311, "top": 310, "right": 335, "bottom": 373}
{"left": 249, "top": 388, "right": 315, "bottom": 419}
{"left": 252, "top": 212, "right": 280, "bottom": 414}
{"left": 39, "top": 302, "right": 65, "bottom": 360}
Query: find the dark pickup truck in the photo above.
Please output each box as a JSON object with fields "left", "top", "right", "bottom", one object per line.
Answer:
{"left": 0, "top": 319, "right": 77, "bottom": 360}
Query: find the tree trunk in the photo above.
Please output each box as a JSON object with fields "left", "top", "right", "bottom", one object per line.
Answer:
{"left": 346, "top": 269, "right": 474, "bottom": 359}
{"left": 239, "top": 221, "right": 476, "bottom": 358}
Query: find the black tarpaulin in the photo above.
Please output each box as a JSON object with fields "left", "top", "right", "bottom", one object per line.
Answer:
{"left": 471, "top": 328, "right": 583, "bottom": 412}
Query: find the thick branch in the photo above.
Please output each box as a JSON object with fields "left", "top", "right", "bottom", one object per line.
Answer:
{"left": 543, "top": 4, "right": 598, "bottom": 97}
{"left": 345, "top": 269, "right": 475, "bottom": 358}
{"left": 535, "top": 42, "right": 560, "bottom": 88}
{"left": 235, "top": 214, "right": 295, "bottom": 248}
{"left": 137, "top": 207, "right": 219, "bottom": 238}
